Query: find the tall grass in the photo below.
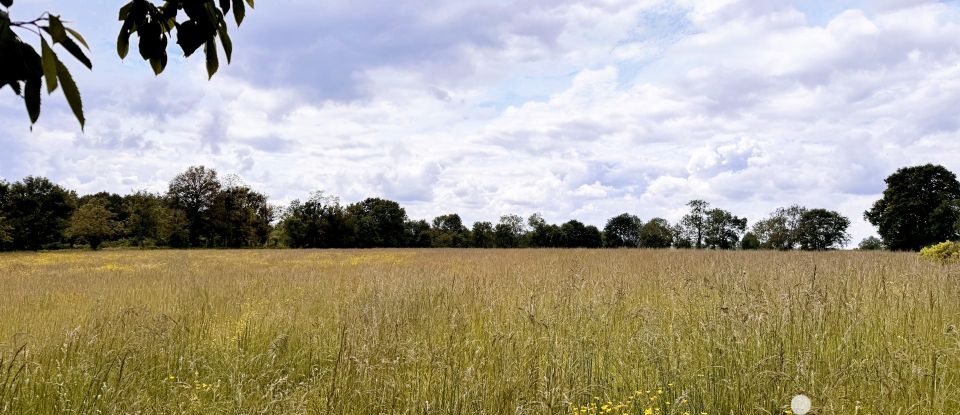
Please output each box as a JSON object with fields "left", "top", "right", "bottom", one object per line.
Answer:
{"left": 0, "top": 249, "right": 958, "bottom": 414}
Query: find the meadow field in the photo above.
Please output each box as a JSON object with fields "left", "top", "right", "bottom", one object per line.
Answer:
{"left": 0, "top": 249, "right": 958, "bottom": 414}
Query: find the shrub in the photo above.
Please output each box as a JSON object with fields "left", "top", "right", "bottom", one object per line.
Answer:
{"left": 858, "top": 236, "right": 884, "bottom": 251}
{"left": 919, "top": 241, "right": 960, "bottom": 264}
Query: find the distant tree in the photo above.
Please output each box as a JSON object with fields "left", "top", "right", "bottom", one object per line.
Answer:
{"left": 167, "top": 166, "right": 221, "bottom": 246}
{"left": 703, "top": 208, "right": 747, "bottom": 250}
{"left": 431, "top": 214, "right": 470, "bottom": 248}
{"left": 0, "top": 182, "right": 9, "bottom": 251}
{"left": 157, "top": 206, "right": 189, "bottom": 247}
{"left": 795, "top": 209, "right": 850, "bottom": 250}
{"left": 210, "top": 185, "right": 273, "bottom": 247}
{"left": 740, "top": 232, "right": 761, "bottom": 250}
{"left": 346, "top": 198, "right": 407, "bottom": 248}
{"left": 858, "top": 236, "right": 884, "bottom": 251}
{"left": 79, "top": 192, "right": 128, "bottom": 227}
{"left": 281, "top": 192, "right": 351, "bottom": 248}
{"left": 584, "top": 225, "right": 603, "bottom": 248}
{"left": 672, "top": 222, "right": 693, "bottom": 249}
{"left": 527, "top": 213, "right": 562, "bottom": 247}
{"left": 403, "top": 219, "right": 432, "bottom": 248}
{"left": 752, "top": 205, "right": 807, "bottom": 250}
{"left": 266, "top": 223, "right": 288, "bottom": 248}
{"left": 559, "top": 220, "right": 602, "bottom": 248}
{"left": 471, "top": 221, "right": 495, "bottom": 248}
{"left": 1, "top": 176, "right": 76, "bottom": 250}
{"left": 865, "top": 164, "right": 960, "bottom": 251}
{"left": 66, "top": 197, "right": 119, "bottom": 250}
{"left": 602, "top": 213, "right": 642, "bottom": 248}
{"left": 494, "top": 214, "right": 525, "bottom": 248}
{"left": 527, "top": 213, "right": 546, "bottom": 230}
{"left": 678, "top": 200, "right": 710, "bottom": 248}
{"left": 0, "top": 215, "right": 12, "bottom": 250}
{"left": 639, "top": 217, "right": 673, "bottom": 248}
{"left": 124, "top": 191, "right": 165, "bottom": 247}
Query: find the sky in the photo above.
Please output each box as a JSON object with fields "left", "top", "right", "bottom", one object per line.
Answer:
{"left": 3, "top": 0, "right": 960, "bottom": 245}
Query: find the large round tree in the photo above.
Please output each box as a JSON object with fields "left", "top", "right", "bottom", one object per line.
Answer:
{"left": 865, "top": 164, "right": 960, "bottom": 251}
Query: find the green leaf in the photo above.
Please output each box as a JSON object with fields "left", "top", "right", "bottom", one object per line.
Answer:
{"left": 64, "top": 27, "right": 89, "bottom": 49}
{"left": 119, "top": 2, "right": 133, "bottom": 20}
{"left": 232, "top": 0, "right": 244, "bottom": 25}
{"left": 1, "top": 11, "right": 10, "bottom": 35}
{"left": 217, "top": 25, "right": 232, "bottom": 63}
{"left": 0, "top": 0, "right": 12, "bottom": 8}
{"left": 47, "top": 15, "right": 67, "bottom": 43}
{"left": 204, "top": 40, "right": 218, "bottom": 79}
{"left": 58, "top": 37, "right": 92, "bottom": 69}
{"left": 117, "top": 19, "right": 131, "bottom": 59}
{"left": 219, "top": 0, "right": 230, "bottom": 15}
{"left": 41, "top": 26, "right": 92, "bottom": 69}
{"left": 40, "top": 38, "right": 58, "bottom": 93}
{"left": 56, "top": 60, "right": 84, "bottom": 129}
{"left": 149, "top": 54, "right": 167, "bottom": 75}
{"left": 245, "top": 0, "right": 254, "bottom": 7}
{"left": 175, "top": 20, "right": 205, "bottom": 56}
{"left": 9, "top": 81, "right": 21, "bottom": 96}
{"left": 24, "top": 75, "right": 40, "bottom": 124}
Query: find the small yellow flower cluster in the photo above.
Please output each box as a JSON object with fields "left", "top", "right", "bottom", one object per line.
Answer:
{"left": 569, "top": 386, "right": 696, "bottom": 415}
{"left": 165, "top": 374, "right": 215, "bottom": 392}
{"left": 191, "top": 380, "right": 214, "bottom": 392}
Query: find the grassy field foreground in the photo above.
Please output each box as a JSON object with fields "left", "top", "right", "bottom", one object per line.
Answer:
{"left": 0, "top": 249, "right": 958, "bottom": 414}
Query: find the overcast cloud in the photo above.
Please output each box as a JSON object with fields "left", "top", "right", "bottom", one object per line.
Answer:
{"left": 3, "top": 0, "right": 960, "bottom": 245}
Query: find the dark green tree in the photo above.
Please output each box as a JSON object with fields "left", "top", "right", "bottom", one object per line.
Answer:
{"left": 210, "top": 185, "right": 273, "bottom": 247}
{"left": 1, "top": 176, "right": 76, "bottom": 249}
{"left": 66, "top": 197, "right": 119, "bottom": 250}
{"left": 865, "top": 164, "right": 960, "bottom": 251}
{"left": 79, "top": 192, "right": 128, "bottom": 226}
{"left": 494, "top": 214, "right": 525, "bottom": 248}
{"left": 559, "top": 220, "right": 602, "bottom": 248}
{"left": 752, "top": 205, "right": 806, "bottom": 250}
{"left": 858, "top": 236, "right": 884, "bottom": 251}
{"left": 281, "top": 192, "right": 351, "bottom": 248}
{"left": 527, "top": 213, "right": 562, "bottom": 247}
{"left": 703, "top": 208, "right": 747, "bottom": 250}
{"left": 157, "top": 206, "right": 189, "bottom": 247}
{"left": 167, "top": 165, "right": 221, "bottom": 246}
{"left": 796, "top": 209, "right": 850, "bottom": 251}
{"left": 346, "top": 198, "right": 407, "bottom": 248}
{"left": 0, "top": 214, "right": 12, "bottom": 250}
{"left": 677, "top": 200, "right": 710, "bottom": 248}
{"left": 124, "top": 191, "right": 165, "bottom": 247}
{"left": 602, "top": 213, "right": 642, "bottom": 248}
{"left": 672, "top": 223, "right": 693, "bottom": 249}
{"left": 0, "top": 181, "right": 9, "bottom": 250}
{"left": 431, "top": 214, "right": 470, "bottom": 248}
{"left": 471, "top": 221, "right": 495, "bottom": 248}
{"left": 639, "top": 217, "right": 673, "bottom": 248}
{"left": 403, "top": 219, "right": 432, "bottom": 248}
{"left": 740, "top": 232, "right": 761, "bottom": 250}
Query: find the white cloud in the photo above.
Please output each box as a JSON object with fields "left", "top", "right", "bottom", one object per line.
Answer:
{"left": 2, "top": 0, "right": 960, "bottom": 247}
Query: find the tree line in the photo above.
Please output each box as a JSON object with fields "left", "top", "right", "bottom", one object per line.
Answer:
{"left": 1, "top": 164, "right": 957, "bottom": 252}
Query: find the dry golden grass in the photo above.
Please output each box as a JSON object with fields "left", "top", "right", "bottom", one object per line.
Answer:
{"left": 0, "top": 249, "right": 958, "bottom": 414}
